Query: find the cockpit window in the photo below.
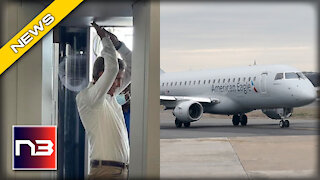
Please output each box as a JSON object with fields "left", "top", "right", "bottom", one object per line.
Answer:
{"left": 297, "top": 72, "right": 306, "bottom": 79}
{"left": 274, "top": 73, "right": 283, "bottom": 80}
{"left": 285, "top": 72, "right": 299, "bottom": 79}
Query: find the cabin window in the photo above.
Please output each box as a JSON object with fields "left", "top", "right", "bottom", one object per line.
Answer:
{"left": 253, "top": 77, "right": 256, "bottom": 81}
{"left": 204, "top": 80, "right": 206, "bottom": 84}
{"left": 248, "top": 77, "right": 251, "bottom": 81}
{"left": 189, "top": 81, "right": 191, "bottom": 85}
{"left": 198, "top": 80, "right": 201, "bottom": 84}
{"left": 179, "top": 82, "right": 182, "bottom": 85}
{"left": 166, "top": 82, "right": 169, "bottom": 86}
{"left": 243, "top": 77, "right": 246, "bottom": 82}
{"left": 218, "top": 79, "right": 220, "bottom": 83}
{"left": 174, "top": 82, "right": 177, "bottom": 86}
{"left": 228, "top": 78, "right": 230, "bottom": 83}
{"left": 170, "top": 82, "right": 173, "bottom": 86}
{"left": 213, "top": 79, "right": 215, "bottom": 83}
{"left": 233, "top": 78, "right": 235, "bottom": 82}
{"left": 184, "top": 81, "right": 187, "bottom": 85}
{"left": 208, "top": 80, "right": 211, "bottom": 84}
{"left": 285, "top": 72, "right": 299, "bottom": 79}
{"left": 275, "top": 73, "right": 283, "bottom": 80}
{"left": 194, "top": 81, "right": 196, "bottom": 85}
{"left": 223, "top": 79, "right": 225, "bottom": 83}
{"left": 162, "top": 83, "right": 164, "bottom": 86}
{"left": 238, "top": 78, "right": 240, "bottom": 82}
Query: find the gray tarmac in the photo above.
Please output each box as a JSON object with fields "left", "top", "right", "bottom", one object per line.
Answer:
{"left": 160, "top": 109, "right": 319, "bottom": 179}
{"left": 160, "top": 110, "right": 318, "bottom": 139}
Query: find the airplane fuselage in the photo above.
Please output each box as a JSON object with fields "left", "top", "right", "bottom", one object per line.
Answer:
{"left": 160, "top": 65, "right": 316, "bottom": 115}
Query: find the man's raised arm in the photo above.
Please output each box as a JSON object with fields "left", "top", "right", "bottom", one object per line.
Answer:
{"left": 86, "top": 22, "right": 119, "bottom": 104}
{"left": 105, "top": 31, "right": 132, "bottom": 95}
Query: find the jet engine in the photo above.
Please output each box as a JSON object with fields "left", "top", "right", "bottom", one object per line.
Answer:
{"left": 173, "top": 101, "right": 203, "bottom": 122}
{"left": 262, "top": 108, "right": 293, "bottom": 119}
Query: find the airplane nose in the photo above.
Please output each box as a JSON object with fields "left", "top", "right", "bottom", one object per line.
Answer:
{"left": 307, "top": 87, "right": 317, "bottom": 102}
{"left": 299, "top": 86, "right": 317, "bottom": 104}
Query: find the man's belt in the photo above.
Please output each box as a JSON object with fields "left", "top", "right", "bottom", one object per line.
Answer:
{"left": 91, "top": 160, "right": 128, "bottom": 169}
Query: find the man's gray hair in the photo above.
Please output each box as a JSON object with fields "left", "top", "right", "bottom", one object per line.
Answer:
{"left": 93, "top": 57, "right": 126, "bottom": 82}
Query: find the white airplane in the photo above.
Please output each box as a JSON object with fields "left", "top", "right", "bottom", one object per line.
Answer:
{"left": 160, "top": 64, "right": 316, "bottom": 128}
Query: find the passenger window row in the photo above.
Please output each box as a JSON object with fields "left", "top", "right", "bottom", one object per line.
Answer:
{"left": 161, "top": 76, "right": 257, "bottom": 87}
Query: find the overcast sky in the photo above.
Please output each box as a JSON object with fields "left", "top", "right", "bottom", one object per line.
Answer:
{"left": 160, "top": 2, "right": 317, "bottom": 72}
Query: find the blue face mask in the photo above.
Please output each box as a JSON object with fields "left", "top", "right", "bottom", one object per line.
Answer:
{"left": 116, "top": 94, "right": 127, "bottom": 106}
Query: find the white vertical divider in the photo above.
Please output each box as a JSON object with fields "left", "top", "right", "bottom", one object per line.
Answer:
{"left": 130, "top": 0, "right": 160, "bottom": 179}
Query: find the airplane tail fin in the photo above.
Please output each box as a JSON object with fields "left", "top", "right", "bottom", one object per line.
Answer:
{"left": 160, "top": 68, "right": 165, "bottom": 75}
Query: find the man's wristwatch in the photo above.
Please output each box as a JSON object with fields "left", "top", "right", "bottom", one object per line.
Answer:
{"left": 115, "top": 41, "right": 122, "bottom": 50}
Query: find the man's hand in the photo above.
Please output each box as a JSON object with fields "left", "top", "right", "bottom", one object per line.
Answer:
{"left": 91, "top": 21, "right": 122, "bottom": 49}
{"left": 91, "top": 21, "right": 106, "bottom": 39}
{"left": 104, "top": 30, "right": 121, "bottom": 49}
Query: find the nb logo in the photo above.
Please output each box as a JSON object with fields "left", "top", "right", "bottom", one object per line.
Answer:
{"left": 15, "top": 140, "right": 54, "bottom": 156}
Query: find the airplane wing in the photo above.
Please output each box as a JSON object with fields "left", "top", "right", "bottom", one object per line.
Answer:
{"left": 160, "top": 95, "right": 220, "bottom": 104}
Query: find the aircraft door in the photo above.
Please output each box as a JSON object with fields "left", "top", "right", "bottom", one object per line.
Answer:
{"left": 260, "top": 73, "right": 267, "bottom": 94}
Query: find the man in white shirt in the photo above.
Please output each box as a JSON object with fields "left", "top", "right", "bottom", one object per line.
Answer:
{"left": 76, "top": 22, "right": 131, "bottom": 179}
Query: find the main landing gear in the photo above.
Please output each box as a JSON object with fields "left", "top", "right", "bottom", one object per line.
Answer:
{"left": 279, "top": 119, "right": 290, "bottom": 128}
{"left": 175, "top": 119, "right": 191, "bottom": 128}
{"left": 232, "top": 114, "right": 247, "bottom": 126}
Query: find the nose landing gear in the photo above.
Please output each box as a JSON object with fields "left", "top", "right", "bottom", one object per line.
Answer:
{"left": 279, "top": 119, "right": 290, "bottom": 128}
